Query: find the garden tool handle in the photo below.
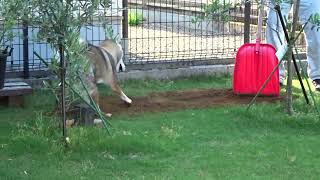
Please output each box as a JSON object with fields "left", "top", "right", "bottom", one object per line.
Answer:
{"left": 256, "top": 0, "right": 265, "bottom": 53}
{"left": 274, "top": 5, "right": 290, "bottom": 42}
{"left": 274, "top": 4, "right": 310, "bottom": 105}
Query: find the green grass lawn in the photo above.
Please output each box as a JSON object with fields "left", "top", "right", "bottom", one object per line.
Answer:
{"left": 1, "top": 75, "right": 320, "bottom": 179}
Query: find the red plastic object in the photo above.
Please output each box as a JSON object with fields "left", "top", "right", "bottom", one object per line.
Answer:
{"left": 233, "top": 42, "right": 280, "bottom": 96}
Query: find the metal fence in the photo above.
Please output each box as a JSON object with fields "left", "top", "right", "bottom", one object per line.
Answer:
{"left": 2, "top": 0, "right": 306, "bottom": 78}
{"left": 125, "top": 0, "right": 246, "bottom": 69}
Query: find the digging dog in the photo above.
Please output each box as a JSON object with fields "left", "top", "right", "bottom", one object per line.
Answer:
{"left": 85, "top": 39, "right": 132, "bottom": 107}
{"left": 99, "top": 39, "right": 126, "bottom": 73}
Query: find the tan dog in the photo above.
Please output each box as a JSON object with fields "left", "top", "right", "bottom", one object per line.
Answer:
{"left": 85, "top": 39, "right": 132, "bottom": 107}
{"left": 99, "top": 39, "right": 126, "bottom": 72}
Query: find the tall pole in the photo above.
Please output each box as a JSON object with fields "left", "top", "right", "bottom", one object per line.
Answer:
{"left": 23, "top": 21, "right": 29, "bottom": 79}
{"left": 244, "top": 0, "right": 251, "bottom": 43}
{"left": 122, "top": 0, "right": 129, "bottom": 63}
{"left": 285, "top": 0, "right": 300, "bottom": 115}
{"left": 122, "top": 0, "right": 128, "bottom": 39}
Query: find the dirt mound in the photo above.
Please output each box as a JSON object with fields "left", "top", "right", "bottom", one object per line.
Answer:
{"left": 99, "top": 89, "right": 282, "bottom": 116}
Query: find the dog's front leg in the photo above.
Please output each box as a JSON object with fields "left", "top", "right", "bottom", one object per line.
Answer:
{"left": 90, "top": 88, "right": 113, "bottom": 117}
{"left": 90, "top": 88, "right": 100, "bottom": 106}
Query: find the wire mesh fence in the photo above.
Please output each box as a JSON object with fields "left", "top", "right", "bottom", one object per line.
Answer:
{"left": 125, "top": 0, "right": 306, "bottom": 67}
{"left": 1, "top": 0, "right": 307, "bottom": 78}
{"left": 125, "top": 0, "right": 245, "bottom": 66}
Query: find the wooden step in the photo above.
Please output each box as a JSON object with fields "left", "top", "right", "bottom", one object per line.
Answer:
{"left": 0, "top": 82, "right": 32, "bottom": 107}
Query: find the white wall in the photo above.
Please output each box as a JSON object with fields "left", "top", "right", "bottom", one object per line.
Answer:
{"left": 7, "top": 0, "right": 123, "bottom": 72}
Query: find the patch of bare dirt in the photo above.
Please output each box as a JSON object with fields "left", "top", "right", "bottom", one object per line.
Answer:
{"left": 99, "top": 88, "right": 282, "bottom": 116}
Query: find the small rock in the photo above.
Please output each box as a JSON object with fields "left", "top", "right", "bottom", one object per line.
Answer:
{"left": 66, "top": 119, "right": 75, "bottom": 127}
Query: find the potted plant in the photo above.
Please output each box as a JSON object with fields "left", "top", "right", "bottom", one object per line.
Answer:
{"left": 0, "top": 0, "right": 20, "bottom": 88}
{"left": 0, "top": 47, "right": 12, "bottom": 89}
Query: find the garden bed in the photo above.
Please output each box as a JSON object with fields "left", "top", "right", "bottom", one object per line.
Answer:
{"left": 100, "top": 88, "right": 282, "bottom": 116}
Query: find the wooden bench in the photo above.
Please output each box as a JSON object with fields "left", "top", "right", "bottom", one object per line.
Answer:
{"left": 0, "top": 82, "right": 33, "bottom": 107}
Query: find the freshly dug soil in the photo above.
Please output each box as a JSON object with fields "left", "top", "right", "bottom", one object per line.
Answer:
{"left": 99, "top": 89, "right": 282, "bottom": 116}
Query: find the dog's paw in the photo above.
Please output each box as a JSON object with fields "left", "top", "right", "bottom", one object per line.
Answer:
{"left": 105, "top": 113, "right": 112, "bottom": 117}
{"left": 120, "top": 94, "right": 132, "bottom": 106}
{"left": 94, "top": 119, "right": 102, "bottom": 124}
{"left": 93, "top": 119, "right": 104, "bottom": 128}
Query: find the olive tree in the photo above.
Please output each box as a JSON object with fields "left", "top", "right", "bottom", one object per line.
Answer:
{"left": 19, "top": 0, "right": 112, "bottom": 139}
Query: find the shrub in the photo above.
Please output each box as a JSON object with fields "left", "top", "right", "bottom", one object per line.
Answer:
{"left": 128, "top": 11, "right": 143, "bottom": 26}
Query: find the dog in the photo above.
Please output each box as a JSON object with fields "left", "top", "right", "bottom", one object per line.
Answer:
{"left": 85, "top": 39, "right": 132, "bottom": 107}
{"left": 99, "top": 39, "right": 126, "bottom": 72}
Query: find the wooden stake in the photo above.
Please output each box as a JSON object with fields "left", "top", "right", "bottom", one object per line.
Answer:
{"left": 285, "top": 0, "right": 300, "bottom": 115}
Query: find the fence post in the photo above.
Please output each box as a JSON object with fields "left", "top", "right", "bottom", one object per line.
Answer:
{"left": 244, "top": 0, "right": 251, "bottom": 44}
{"left": 122, "top": 0, "right": 129, "bottom": 64}
{"left": 23, "top": 21, "right": 29, "bottom": 79}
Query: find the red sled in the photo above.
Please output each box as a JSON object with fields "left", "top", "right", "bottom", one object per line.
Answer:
{"left": 233, "top": 43, "right": 280, "bottom": 96}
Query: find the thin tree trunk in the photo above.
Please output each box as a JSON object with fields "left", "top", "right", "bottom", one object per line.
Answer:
{"left": 285, "top": 0, "right": 300, "bottom": 115}
{"left": 59, "top": 43, "right": 67, "bottom": 139}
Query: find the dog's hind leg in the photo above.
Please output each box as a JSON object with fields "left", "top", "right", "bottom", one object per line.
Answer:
{"left": 112, "top": 83, "right": 132, "bottom": 105}
{"left": 98, "top": 46, "right": 132, "bottom": 105}
{"left": 107, "top": 76, "right": 132, "bottom": 105}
